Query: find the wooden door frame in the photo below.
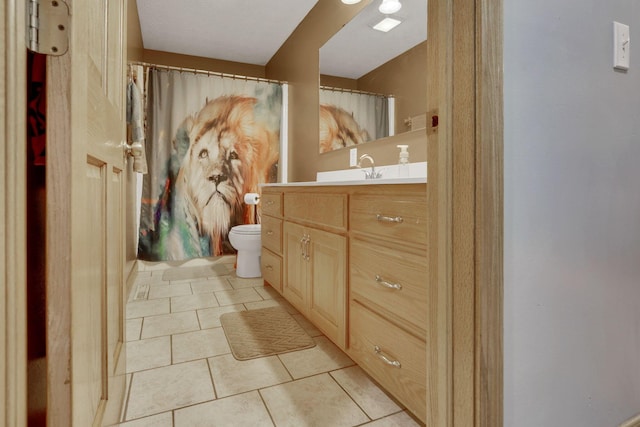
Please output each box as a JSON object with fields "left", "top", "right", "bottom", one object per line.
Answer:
{"left": 427, "top": 0, "right": 503, "bottom": 425}
{"left": 2, "top": 0, "right": 28, "bottom": 425}
{"left": 1, "top": 0, "right": 504, "bottom": 424}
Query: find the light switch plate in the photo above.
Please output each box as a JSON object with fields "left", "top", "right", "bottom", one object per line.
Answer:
{"left": 349, "top": 148, "right": 357, "bottom": 167}
{"left": 614, "top": 21, "right": 630, "bottom": 70}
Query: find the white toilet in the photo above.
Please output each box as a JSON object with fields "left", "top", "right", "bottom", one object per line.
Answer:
{"left": 228, "top": 224, "right": 262, "bottom": 278}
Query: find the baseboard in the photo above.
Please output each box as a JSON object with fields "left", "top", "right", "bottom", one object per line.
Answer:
{"left": 620, "top": 413, "right": 640, "bottom": 427}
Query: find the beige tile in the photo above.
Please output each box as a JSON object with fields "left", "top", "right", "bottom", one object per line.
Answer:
{"left": 114, "top": 411, "right": 173, "bottom": 427}
{"left": 147, "top": 283, "right": 193, "bottom": 300}
{"left": 126, "top": 318, "right": 142, "bottom": 342}
{"left": 126, "top": 336, "right": 171, "bottom": 373}
{"left": 243, "top": 299, "right": 282, "bottom": 311}
{"left": 291, "top": 313, "right": 323, "bottom": 337}
{"left": 212, "top": 262, "right": 236, "bottom": 276}
{"left": 208, "top": 354, "right": 291, "bottom": 398}
{"left": 134, "top": 270, "right": 152, "bottom": 279}
{"left": 330, "top": 366, "right": 401, "bottom": 420}
{"left": 163, "top": 263, "right": 231, "bottom": 281}
{"left": 140, "top": 311, "right": 200, "bottom": 339}
{"left": 260, "top": 374, "right": 369, "bottom": 427}
{"left": 274, "top": 297, "right": 299, "bottom": 314}
{"left": 150, "top": 270, "right": 167, "bottom": 278}
{"left": 190, "top": 277, "right": 233, "bottom": 293}
{"left": 184, "top": 255, "right": 233, "bottom": 267}
{"left": 171, "top": 293, "right": 219, "bottom": 313}
{"left": 214, "top": 288, "right": 263, "bottom": 306}
{"left": 227, "top": 275, "right": 264, "bottom": 289}
{"left": 198, "top": 304, "right": 246, "bottom": 329}
{"left": 254, "top": 285, "right": 281, "bottom": 300}
{"left": 244, "top": 296, "right": 298, "bottom": 314}
{"left": 361, "top": 411, "right": 423, "bottom": 426}
{"left": 126, "top": 298, "right": 170, "bottom": 319}
{"left": 134, "top": 273, "right": 166, "bottom": 285}
{"left": 172, "top": 328, "right": 230, "bottom": 364}
{"left": 278, "top": 336, "right": 354, "bottom": 379}
{"left": 125, "top": 360, "right": 214, "bottom": 420}
{"left": 138, "top": 260, "right": 175, "bottom": 271}
{"left": 174, "top": 391, "right": 273, "bottom": 427}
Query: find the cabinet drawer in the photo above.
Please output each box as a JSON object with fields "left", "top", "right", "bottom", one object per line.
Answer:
{"left": 261, "top": 215, "right": 282, "bottom": 254}
{"left": 350, "top": 193, "right": 427, "bottom": 246}
{"left": 261, "top": 248, "right": 282, "bottom": 292}
{"left": 350, "top": 239, "right": 427, "bottom": 335}
{"left": 284, "top": 193, "right": 347, "bottom": 231}
{"left": 261, "top": 191, "right": 282, "bottom": 217}
{"left": 349, "top": 301, "right": 426, "bottom": 422}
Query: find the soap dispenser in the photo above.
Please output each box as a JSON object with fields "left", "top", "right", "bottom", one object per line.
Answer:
{"left": 397, "top": 145, "right": 410, "bottom": 178}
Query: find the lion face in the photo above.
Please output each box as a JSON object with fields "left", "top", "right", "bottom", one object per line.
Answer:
{"left": 177, "top": 96, "right": 279, "bottom": 255}
{"left": 319, "top": 104, "right": 370, "bottom": 153}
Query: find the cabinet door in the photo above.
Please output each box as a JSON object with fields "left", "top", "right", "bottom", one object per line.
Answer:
{"left": 283, "top": 222, "right": 307, "bottom": 312}
{"left": 308, "top": 228, "right": 347, "bottom": 348}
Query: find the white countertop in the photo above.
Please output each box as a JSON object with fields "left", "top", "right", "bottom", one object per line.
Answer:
{"left": 261, "top": 177, "right": 426, "bottom": 187}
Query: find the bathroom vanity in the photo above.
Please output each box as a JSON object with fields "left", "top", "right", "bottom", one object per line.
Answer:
{"left": 260, "top": 180, "right": 427, "bottom": 423}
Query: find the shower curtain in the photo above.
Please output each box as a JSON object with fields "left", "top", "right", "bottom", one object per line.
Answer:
{"left": 138, "top": 68, "right": 282, "bottom": 261}
{"left": 319, "top": 88, "right": 389, "bottom": 153}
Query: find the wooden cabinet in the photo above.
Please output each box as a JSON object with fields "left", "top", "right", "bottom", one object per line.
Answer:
{"left": 282, "top": 194, "right": 347, "bottom": 349}
{"left": 260, "top": 188, "right": 283, "bottom": 293}
{"left": 261, "top": 183, "right": 427, "bottom": 423}
{"left": 348, "top": 186, "right": 428, "bottom": 423}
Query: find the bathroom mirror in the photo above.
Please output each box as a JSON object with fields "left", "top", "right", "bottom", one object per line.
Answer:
{"left": 318, "top": 0, "right": 427, "bottom": 153}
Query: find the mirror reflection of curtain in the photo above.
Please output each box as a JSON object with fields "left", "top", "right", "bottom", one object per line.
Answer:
{"left": 138, "top": 68, "right": 282, "bottom": 261}
{"left": 319, "top": 88, "right": 389, "bottom": 153}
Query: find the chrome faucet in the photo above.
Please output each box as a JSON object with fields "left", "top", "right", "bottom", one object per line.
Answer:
{"left": 357, "top": 154, "right": 382, "bottom": 179}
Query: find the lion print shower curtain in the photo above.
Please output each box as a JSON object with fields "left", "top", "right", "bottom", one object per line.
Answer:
{"left": 138, "top": 68, "right": 282, "bottom": 261}
{"left": 319, "top": 88, "right": 389, "bottom": 153}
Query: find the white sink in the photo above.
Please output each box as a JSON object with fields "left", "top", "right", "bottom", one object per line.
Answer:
{"left": 316, "top": 161, "right": 427, "bottom": 183}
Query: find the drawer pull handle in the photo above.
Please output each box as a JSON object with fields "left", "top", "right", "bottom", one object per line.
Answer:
{"left": 374, "top": 346, "right": 401, "bottom": 368}
{"left": 266, "top": 200, "right": 274, "bottom": 206}
{"left": 300, "top": 236, "right": 306, "bottom": 259}
{"left": 266, "top": 230, "right": 274, "bottom": 236}
{"left": 304, "top": 235, "right": 310, "bottom": 261}
{"left": 265, "top": 265, "right": 274, "bottom": 271}
{"left": 300, "top": 234, "right": 310, "bottom": 261}
{"left": 375, "top": 275, "right": 402, "bottom": 290}
{"left": 376, "top": 214, "right": 403, "bottom": 224}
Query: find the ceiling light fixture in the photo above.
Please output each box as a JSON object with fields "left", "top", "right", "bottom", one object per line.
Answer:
{"left": 341, "top": 0, "right": 362, "bottom": 4}
{"left": 372, "top": 17, "right": 402, "bottom": 32}
{"left": 378, "top": 0, "right": 402, "bottom": 14}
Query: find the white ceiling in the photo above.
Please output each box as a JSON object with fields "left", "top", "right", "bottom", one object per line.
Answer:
{"left": 136, "top": 0, "right": 426, "bottom": 79}
{"left": 320, "top": 0, "right": 427, "bottom": 79}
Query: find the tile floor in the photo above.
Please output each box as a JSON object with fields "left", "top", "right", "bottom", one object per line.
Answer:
{"left": 111, "top": 256, "right": 423, "bottom": 427}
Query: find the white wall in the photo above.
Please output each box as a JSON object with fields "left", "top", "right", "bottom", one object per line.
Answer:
{"left": 504, "top": 0, "right": 640, "bottom": 425}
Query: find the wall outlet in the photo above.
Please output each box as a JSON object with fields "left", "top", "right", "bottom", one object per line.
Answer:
{"left": 349, "top": 148, "right": 358, "bottom": 167}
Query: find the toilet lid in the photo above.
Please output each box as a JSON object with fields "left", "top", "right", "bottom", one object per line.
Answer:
{"left": 230, "top": 224, "right": 261, "bottom": 234}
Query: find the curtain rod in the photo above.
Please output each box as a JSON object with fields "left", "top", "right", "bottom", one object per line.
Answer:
{"left": 127, "top": 61, "right": 285, "bottom": 85}
{"left": 320, "top": 85, "right": 393, "bottom": 98}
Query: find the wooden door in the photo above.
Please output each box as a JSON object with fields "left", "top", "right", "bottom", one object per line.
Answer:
{"left": 47, "top": 0, "right": 127, "bottom": 425}
{"left": 307, "top": 228, "right": 346, "bottom": 348}
{"left": 283, "top": 221, "right": 308, "bottom": 313}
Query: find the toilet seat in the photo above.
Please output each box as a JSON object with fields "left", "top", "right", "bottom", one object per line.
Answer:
{"left": 230, "top": 224, "right": 261, "bottom": 235}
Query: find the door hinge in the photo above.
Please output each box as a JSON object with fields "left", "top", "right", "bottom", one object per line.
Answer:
{"left": 27, "top": 0, "right": 69, "bottom": 56}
